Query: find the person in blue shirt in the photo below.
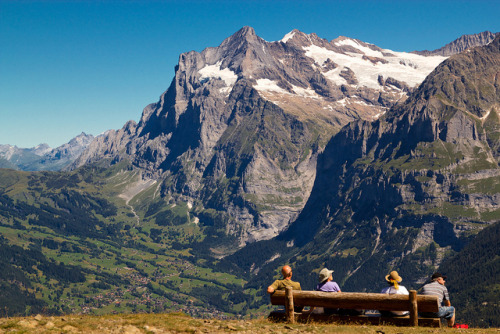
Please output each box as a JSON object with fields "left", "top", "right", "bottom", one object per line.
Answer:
{"left": 315, "top": 268, "right": 341, "bottom": 315}
{"left": 316, "top": 268, "right": 341, "bottom": 292}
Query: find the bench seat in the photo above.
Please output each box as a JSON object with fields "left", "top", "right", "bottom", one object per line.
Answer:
{"left": 269, "top": 287, "right": 441, "bottom": 327}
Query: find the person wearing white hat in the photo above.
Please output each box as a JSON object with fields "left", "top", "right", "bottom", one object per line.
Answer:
{"left": 314, "top": 268, "right": 341, "bottom": 315}
{"left": 316, "top": 268, "right": 341, "bottom": 292}
{"left": 380, "top": 270, "right": 410, "bottom": 316}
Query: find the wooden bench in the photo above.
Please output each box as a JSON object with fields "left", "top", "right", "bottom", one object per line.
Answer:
{"left": 269, "top": 286, "right": 441, "bottom": 327}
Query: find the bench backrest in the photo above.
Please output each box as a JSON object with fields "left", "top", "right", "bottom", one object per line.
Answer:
{"left": 270, "top": 290, "right": 439, "bottom": 313}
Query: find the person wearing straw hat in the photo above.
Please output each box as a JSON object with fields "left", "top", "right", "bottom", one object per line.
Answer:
{"left": 380, "top": 270, "right": 409, "bottom": 316}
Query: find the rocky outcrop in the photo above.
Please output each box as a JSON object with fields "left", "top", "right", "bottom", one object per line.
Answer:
{"left": 414, "top": 31, "right": 499, "bottom": 56}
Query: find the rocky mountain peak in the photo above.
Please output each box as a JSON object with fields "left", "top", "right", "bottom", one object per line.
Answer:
{"left": 217, "top": 26, "right": 266, "bottom": 65}
{"left": 414, "top": 31, "right": 500, "bottom": 56}
{"left": 31, "top": 143, "right": 52, "bottom": 156}
{"left": 72, "top": 28, "right": 497, "bottom": 249}
{"left": 232, "top": 26, "right": 257, "bottom": 40}
{"left": 280, "top": 29, "right": 325, "bottom": 47}
{"left": 68, "top": 132, "right": 93, "bottom": 145}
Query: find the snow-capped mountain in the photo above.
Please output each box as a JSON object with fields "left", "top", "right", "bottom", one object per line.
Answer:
{"left": 257, "top": 30, "right": 445, "bottom": 112}
{"left": 230, "top": 34, "right": 500, "bottom": 299}
{"left": 73, "top": 27, "right": 493, "bottom": 249}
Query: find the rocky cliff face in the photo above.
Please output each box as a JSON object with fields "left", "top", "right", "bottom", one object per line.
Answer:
{"left": 72, "top": 27, "right": 454, "bottom": 250}
{"left": 414, "top": 31, "right": 499, "bottom": 56}
{"left": 254, "top": 35, "right": 500, "bottom": 290}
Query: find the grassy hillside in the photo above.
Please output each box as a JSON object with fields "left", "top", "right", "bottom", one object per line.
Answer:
{"left": 0, "top": 165, "right": 268, "bottom": 318}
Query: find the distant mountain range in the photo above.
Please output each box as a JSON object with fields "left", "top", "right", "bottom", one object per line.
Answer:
{"left": 0, "top": 133, "right": 94, "bottom": 171}
{"left": 0, "top": 28, "right": 498, "bottom": 325}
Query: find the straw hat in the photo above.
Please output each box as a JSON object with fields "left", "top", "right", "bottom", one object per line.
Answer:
{"left": 385, "top": 270, "right": 402, "bottom": 283}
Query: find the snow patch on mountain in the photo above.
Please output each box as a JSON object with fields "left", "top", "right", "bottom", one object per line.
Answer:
{"left": 334, "top": 38, "right": 382, "bottom": 57}
{"left": 281, "top": 31, "right": 296, "bottom": 43}
{"left": 254, "top": 79, "right": 288, "bottom": 94}
{"left": 199, "top": 61, "right": 238, "bottom": 86}
{"left": 254, "top": 79, "right": 321, "bottom": 99}
{"left": 304, "top": 41, "right": 446, "bottom": 90}
{"left": 292, "top": 85, "right": 320, "bottom": 98}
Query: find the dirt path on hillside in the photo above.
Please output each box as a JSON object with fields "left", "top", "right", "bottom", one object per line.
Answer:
{"left": 118, "top": 175, "right": 157, "bottom": 225}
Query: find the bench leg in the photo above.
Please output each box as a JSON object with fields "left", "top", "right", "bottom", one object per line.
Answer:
{"left": 285, "top": 286, "right": 295, "bottom": 324}
{"left": 409, "top": 290, "right": 418, "bottom": 326}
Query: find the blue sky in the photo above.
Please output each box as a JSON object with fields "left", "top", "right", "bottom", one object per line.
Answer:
{"left": 1, "top": 0, "right": 499, "bottom": 148}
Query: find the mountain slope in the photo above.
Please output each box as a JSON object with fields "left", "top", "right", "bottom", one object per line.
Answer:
{"left": 438, "top": 221, "right": 500, "bottom": 327}
{"left": 71, "top": 27, "right": 448, "bottom": 252}
{"left": 224, "top": 36, "right": 500, "bottom": 306}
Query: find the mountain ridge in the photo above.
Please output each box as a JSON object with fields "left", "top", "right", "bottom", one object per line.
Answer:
{"left": 414, "top": 31, "right": 500, "bottom": 56}
{"left": 0, "top": 132, "right": 94, "bottom": 171}
{"left": 71, "top": 27, "right": 451, "bottom": 249}
{"left": 227, "top": 35, "right": 500, "bottom": 299}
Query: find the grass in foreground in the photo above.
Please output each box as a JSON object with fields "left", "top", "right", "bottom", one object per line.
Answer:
{"left": 0, "top": 313, "right": 496, "bottom": 334}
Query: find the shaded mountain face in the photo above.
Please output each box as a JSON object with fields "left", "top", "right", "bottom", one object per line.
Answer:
{"left": 0, "top": 133, "right": 94, "bottom": 171}
{"left": 72, "top": 27, "right": 449, "bottom": 249}
{"left": 438, "top": 221, "right": 500, "bottom": 327}
{"left": 243, "top": 36, "right": 500, "bottom": 291}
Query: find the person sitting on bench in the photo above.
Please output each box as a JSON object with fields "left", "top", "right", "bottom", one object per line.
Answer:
{"left": 313, "top": 267, "right": 363, "bottom": 316}
{"left": 316, "top": 268, "right": 341, "bottom": 293}
{"left": 315, "top": 268, "right": 341, "bottom": 314}
{"left": 267, "top": 265, "right": 303, "bottom": 312}
{"left": 380, "top": 270, "right": 410, "bottom": 316}
{"left": 420, "top": 272, "right": 455, "bottom": 327}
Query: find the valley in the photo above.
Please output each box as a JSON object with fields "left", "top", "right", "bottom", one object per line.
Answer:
{"left": 0, "top": 165, "right": 268, "bottom": 318}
